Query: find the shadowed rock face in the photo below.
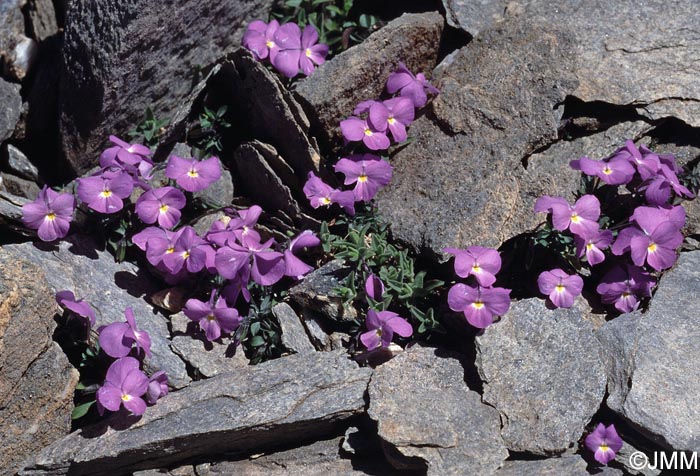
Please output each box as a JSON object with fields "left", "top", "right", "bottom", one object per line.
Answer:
{"left": 20, "top": 352, "right": 372, "bottom": 476}
{"left": 0, "top": 77, "right": 21, "bottom": 142}
{"left": 59, "top": 0, "right": 274, "bottom": 175}
{"left": 0, "top": 257, "right": 78, "bottom": 475}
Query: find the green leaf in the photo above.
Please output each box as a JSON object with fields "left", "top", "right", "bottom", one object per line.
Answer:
{"left": 250, "top": 321, "right": 261, "bottom": 335}
{"left": 250, "top": 336, "right": 265, "bottom": 347}
{"left": 71, "top": 400, "right": 95, "bottom": 420}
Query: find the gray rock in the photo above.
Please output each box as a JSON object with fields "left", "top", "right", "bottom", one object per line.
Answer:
{"left": 376, "top": 19, "right": 579, "bottom": 256}
{"left": 272, "top": 303, "right": 315, "bottom": 354}
{"left": 301, "top": 309, "right": 332, "bottom": 351}
{"left": 599, "top": 251, "right": 700, "bottom": 451}
{"left": 617, "top": 442, "right": 661, "bottom": 476}
{"left": 25, "top": 0, "right": 59, "bottom": 41}
{"left": 476, "top": 298, "right": 606, "bottom": 455}
{"left": 0, "top": 188, "right": 27, "bottom": 229}
{"left": 289, "top": 260, "right": 356, "bottom": 321}
{"left": 0, "top": 256, "right": 78, "bottom": 475}
{"left": 0, "top": 0, "right": 24, "bottom": 74}
{"left": 5, "top": 144, "right": 40, "bottom": 181}
{"left": 170, "top": 335, "right": 248, "bottom": 379}
{"left": 21, "top": 352, "right": 372, "bottom": 475}
{"left": 1, "top": 236, "right": 190, "bottom": 388}
{"left": 442, "top": 0, "right": 509, "bottom": 36}
{"left": 194, "top": 168, "right": 233, "bottom": 208}
{"left": 368, "top": 345, "right": 507, "bottom": 475}
{"left": 494, "top": 457, "right": 589, "bottom": 476}
{"left": 0, "top": 172, "right": 40, "bottom": 199}
{"left": 0, "top": 77, "right": 21, "bottom": 142}
{"left": 59, "top": 0, "right": 274, "bottom": 175}
{"left": 294, "top": 12, "right": 444, "bottom": 149}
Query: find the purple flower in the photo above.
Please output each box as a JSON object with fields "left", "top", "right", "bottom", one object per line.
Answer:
{"left": 574, "top": 229, "right": 613, "bottom": 266}
{"left": 162, "top": 226, "right": 215, "bottom": 274}
{"left": 367, "top": 98, "right": 415, "bottom": 143}
{"left": 447, "top": 283, "right": 511, "bottom": 328}
{"left": 570, "top": 155, "right": 635, "bottom": 185}
{"left": 585, "top": 423, "right": 623, "bottom": 465}
{"left": 146, "top": 370, "right": 169, "bottom": 405}
{"left": 100, "top": 135, "right": 153, "bottom": 179}
{"left": 206, "top": 206, "right": 263, "bottom": 247}
{"left": 21, "top": 186, "right": 74, "bottom": 241}
{"left": 283, "top": 230, "right": 320, "bottom": 279}
{"left": 614, "top": 140, "right": 661, "bottom": 180}
{"left": 271, "top": 23, "right": 328, "bottom": 77}
{"left": 386, "top": 62, "right": 439, "bottom": 108}
{"left": 303, "top": 172, "right": 355, "bottom": 215}
{"left": 76, "top": 171, "right": 134, "bottom": 214}
{"left": 534, "top": 194, "right": 600, "bottom": 237}
{"left": 334, "top": 154, "right": 393, "bottom": 202}
{"left": 242, "top": 19, "right": 280, "bottom": 61}
{"left": 96, "top": 357, "right": 149, "bottom": 416}
{"left": 445, "top": 246, "right": 502, "bottom": 287}
{"left": 596, "top": 264, "right": 655, "bottom": 313}
{"left": 360, "top": 309, "right": 413, "bottom": 350}
{"left": 55, "top": 290, "right": 96, "bottom": 326}
{"left": 365, "top": 274, "right": 385, "bottom": 301}
{"left": 132, "top": 226, "right": 177, "bottom": 267}
{"left": 639, "top": 163, "right": 694, "bottom": 205}
{"left": 184, "top": 292, "right": 242, "bottom": 341}
{"left": 537, "top": 269, "right": 583, "bottom": 308}
{"left": 99, "top": 308, "right": 152, "bottom": 358}
{"left": 340, "top": 116, "right": 391, "bottom": 151}
{"left": 165, "top": 155, "right": 222, "bottom": 193}
{"left": 135, "top": 186, "right": 186, "bottom": 228}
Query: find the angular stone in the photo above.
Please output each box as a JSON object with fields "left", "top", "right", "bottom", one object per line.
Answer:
{"left": 5, "top": 144, "right": 40, "bottom": 181}
{"left": 0, "top": 77, "right": 21, "bottom": 142}
{"left": 59, "top": 0, "right": 274, "bottom": 175}
{"left": 0, "top": 172, "right": 41, "bottom": 199}
{"left": 272, "top": 303, "right": 315, "bottom": 354}
{"left": 599, "top": 251, "right": 700, "bottom": 451}
{"left": 301, "top": 309, "right": 332, "bottom": 351}
{"left": 442, "top": 0, "right": 509, "bottom": 36}
{"left": 21, "top": 352, "right": 372, "bottom": 475}
{"left": 195, "top": 168, "right": 233, "bottom": 208}
{"left": 289, "top": 260, "right": 356, "bottom": 321}
{"left": 368, "top": 346, "right": 507, "bottom": 475}
{"left": 376, "top": 19, "right": 579, "bottom": 256}
{"left": 476, "top": 298, "right": 606, "bottom": 455}
{"left": 1, "top": 236, "right": 190, "bottom": 388}
{"left": 0, "top": 0, "right": 24, "bottom": 71}
{"left": 25, "top": 0, "right": 59, "bottom": 41}
{"left": 494, "top": 457, "right": 589, "bottom": 475}
{"left": 170, "top": 335, "right": 248, "bottom": 379}
{"left": 0, "top": 257, "right": 78, "bottom": 475}
{"left": 294, "top": 12, "right": 444, "bottom": 149}
{"left": 0, "top": 187, "right": 27, "bottom": 228}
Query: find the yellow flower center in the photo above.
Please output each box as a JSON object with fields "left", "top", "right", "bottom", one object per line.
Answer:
{"left": 321, "top": 197, "right": 331, "bottom": 205}
{"left": 187, "top": 169, "right": 199, "bottom": 178}
{"left": 600, "top": 444, "right": 610, "bottom": 452}
{"left": 266, "top": 40, "right": 275, "bottom": 48}
{"left": 648, "top": 242, "right": 657, "bottom": 253}
{"left": 99, "top": 190, "right": 113, "bottom": 198}
{"left": 159, "top": 204, "right": 169, "bottom": 213}
{"left": 121, "top": 394, "right": 132, "bottom": 402}
{"left": 602, "top": 166, "right": 613, "bottom": 175}
{"left": 570, "top": 213, "right": 580, "bottom": 224}
{"left": 166, "top": 246, "right": 175, "bottom": 254}
{"left": 206, "top": 314, "right": 216, "bottom": 321}
{"left": 622, "top": 292, "right": 631, "bottom": 298}
{"left": 358, "top": 175, "right": 368, "bottom": 183}
{"left": 46, "top": 212, "right": 56, "bottom": 221}
{"left": 472, "top": 301, "right": 485, "bottom": 310}
{"left": 586, "top": 243, "right": 594, "bottom": 250}
{"left": 555, "top": 284, "right": 566, "bottom": 293}
{"left": 388, "top": 117, "right": 396, "bottom": 125}
{"left": 472, "top": 265, "right": 481, "bottom": 274}
{"left": 182, "top": 251, "right": 191, "bottom": 259}
{"left": 305, "top": 48, "right": 312, "bottom": 57}
{"left": 364, "top": 128, "right": 373, "bottom": 136}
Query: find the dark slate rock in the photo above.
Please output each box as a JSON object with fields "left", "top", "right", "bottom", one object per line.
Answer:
{"left": 442, "top": 0, "right": 509, "bottom": 36}
{"left": 599, "top": 251, "right": 700, "bottom": 451}
{"left": 1, "top": 236, "right": 190, "bottom": 388}
{"left": 21, "top": 352, "right": 372, "bottom": 475}
{"left": 59, "top": 0, "right": 274, "bottom": 175}
{"left": 294, "top": 12, "right": 444, "bottom": 149}
{"left": 375, "top": 19, "right": 579, "bottom": 256}
{"left": 301, "top": 309, "right": 332, "bottom": 351}
{"left": 494, "top": 457, "right": 589, "bottom": 475}
{"left": 0, "top": 171, "right": 40, "bottom": 199}
{"left": 272, "top": 303, "right": 315, "bottom": 354}
{"left": 25, "top": 0, "right": 59, "bottom": 41}
{"left": 368, "top": 345, "right": 507, "bottom": 475}
{"left": 0, "top": 256, "right": 78, "bottom": 475}
{"left": 0, "top": 188, "right": 27, "bottom": 228}
{"left": 4, "top": 143, "right": 40, "bottom": 181}
{"left": 0, "top": 0, "right": 24, "bottom": 72}
{"left": 0, "top": 77, "right": 21, "bottom": 142}
{"left": 476, "top": 298, "right": 606, "bottom": 455}
{"left": 289, "top": 260, "right": 356, "bottom": 321}
{"left": 170, "top": 335, "right": 248, "bottom": 379}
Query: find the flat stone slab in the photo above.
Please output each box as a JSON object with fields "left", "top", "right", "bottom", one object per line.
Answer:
{"left": 20, "top": 352, "right": 372, "bottom": 475}
{"left": 598, "top": 251, "right": 700, "bottom": 451}
{"left": 476, "top": 298, "right": 606, "bottom": 455}
{"left": 494, "top": 456, "right": 589, "bottom": 475}
{"left": 368, "top": 345, "right": 507, "bottom": 475}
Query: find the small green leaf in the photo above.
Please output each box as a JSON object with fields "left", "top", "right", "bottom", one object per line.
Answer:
{"left": 71, "top": 400, "right": 95, "bottom": 420}
{"left": 250, "top": 321, "right": 261, "bottom": 335}
{"left": 250, "top": 336, "right": 265, "bottom": 347}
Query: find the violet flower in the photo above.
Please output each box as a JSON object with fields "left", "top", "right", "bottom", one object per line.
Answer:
{"left": 574, "top": 229, "right": 613, "bottom": 266}
{"left": 206, "top": 206, "right": 263, "bottom": 247}
{"left": 303, "top": 172, "right": 355, "bottom": 215}
{"left": 386, "top": 62, "right": 439, "bottom": 108}
{"left": 55, "top": 290, "right": 96, "bottom": 326}
{"left": 146, "top": 370, "right": 169, "bottom": 405}
{"left": 360, "top": 309, "right": 413, "bottom": 350}
{"left": 96, "top": 356, "right": 149, "bottom": 416}
{"left": 570, "top": 155, "right": 635, "bottom": 185}
{"left": 76, "top": 171, "right": 134, "bottom": 214}
{"left": 368, "top": 98, "right": 415, "bottom": 143}
{"left": 242, "top": 19, "right": 280, "bottom": 61}
{"left": 537, "top": 269, "right": 583, "bottom": 308}
{"left": 135, "top": 186, "right": 186, "bottom": 229}
{"left": 283, "top": 230, "right": 320, "bottom": 279}
{"left": 162, "top": 226, "right": 215, "bottom": 274}
{"left": 165, "top": 155, "right": 222, "bottom": 193}
{"left": 447, "top": 283, "right": 511, "bottom": 329}
{"left": 184, "top": 292, "right": 242, "bottom": 341}
{"left": 21, "top": 186, "right": 75, "bottom": 241}
{"left": 271, "top": 23, "right": 328, "bottom": 77}
{"left": 585, "top": 423, "right": 623, "bottom": 465}
{"left": 445, "top": 246, "right": 502, "bottom": 287}
{"left": 639, "top": 163, "right": 694, "bottom": 205}
{"left": 614, "top": 140, "right": 661, "bottom": 180}
{"left": 596, "top": 264, "right": 655, "bottom": 313}
{"left": 340, "top": 116, "right": 391, "bottom": 151}
{"left": 334, "top": 154, "right": 393, "bottom": 202}
{"left": 534, "top": 194, "right": 600, "bottom": 238}
{"left": 132, "top": 226, "right": 178, "bottom": 268}
{"left": 365, "top": 274, "right": 385, "bottom": 301}
{"left": 99, "top": 308, "right": 152, "bottom": 358}
{"left": 100, "top": 135, "right": 153, "bottom": 179}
